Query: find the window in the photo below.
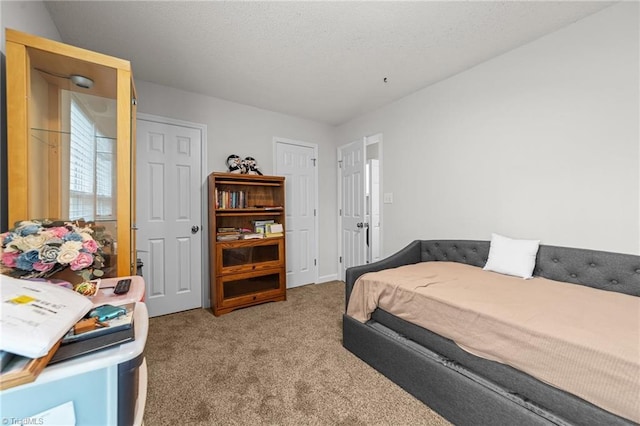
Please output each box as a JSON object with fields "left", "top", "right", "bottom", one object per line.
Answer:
{"left": 69, "top": 98, "right": 115, "bottom": 221}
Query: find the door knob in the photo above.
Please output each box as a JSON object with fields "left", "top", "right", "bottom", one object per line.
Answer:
{"left": 191, "top": 225, "right": 200, "bottom": 234}
{"left": 356, "top": 222, "right": 364, "bottom": 228}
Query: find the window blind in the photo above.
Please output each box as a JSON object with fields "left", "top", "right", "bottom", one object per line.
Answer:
{"left": 69, "top": 98, "right": 115, "bottom": 221}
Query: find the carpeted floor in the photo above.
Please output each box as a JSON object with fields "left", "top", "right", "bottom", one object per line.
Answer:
{"left": 143, "top": 281, "right": 450, "bottom": 425}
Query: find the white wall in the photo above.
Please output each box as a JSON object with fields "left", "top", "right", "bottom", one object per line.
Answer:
{"left": 134, "top": 80, "right": 338, "bottom": 278}
{"left": 1, "top": 1, "right": 62, "bottom": 52}
{"left": 0, "top": 1, "right": 340, "bottom": 280}
{"left": 1, "top": 1, "right": 61, "bottom": 230}
{"left": 337, "top": 2, "right": 639, "bottom": 255}
{"left": 3, "top": 0, "right": 637, "bottom": 275}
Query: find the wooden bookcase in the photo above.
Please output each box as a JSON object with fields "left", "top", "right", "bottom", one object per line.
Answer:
{"left": 207, "top": 172, "right": 286, "bottom": 316}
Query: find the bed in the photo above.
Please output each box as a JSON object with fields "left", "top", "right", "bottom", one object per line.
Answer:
{"left": 343, "top": 239, "right": 640, "bottom": 425}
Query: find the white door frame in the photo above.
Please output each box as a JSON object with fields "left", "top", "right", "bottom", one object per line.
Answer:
{"left": 273, "top": 137, "right": 319, "bottom": 286}
{"left": 337, "top": 133, "right": 383, "bottom": 280}
{"left": 136, "top": 113, "right": 209, "bottom": 308}
{"left": 366, "top": 133, "right": 383, "bottom": 263}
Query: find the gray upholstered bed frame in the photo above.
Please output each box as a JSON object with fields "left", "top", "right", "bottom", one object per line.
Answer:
{"left": 343, "top": 240, "right": 640, "bottom": 426}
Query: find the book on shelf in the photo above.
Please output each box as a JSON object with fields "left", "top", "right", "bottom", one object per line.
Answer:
{"left": 265, "top": 223, "right": 284, "bottom": 237}
{"left": 215, "top": 188, "right": 248, "bottom": 209}
{"left": 217, "top": 227, "right": 238, "bottom": 233}
{"left": 242, "top": 233, "right": 264, "bottom": 240}
{"left": 267, "top": 223, "right": 283, "bottom": 233}
{"left": 217, "top": 234, "right": 241, "bottom": 241}
{"left": 61, "top": 303, "right": 135, "bottom": 344}
{"left": 252, "top": 219, "right": 275, "bottom": 234}
{"left": 254, "top": 205, "right": 283, "bottom": 210}
{"left": 0, "top": 341, "right": 61, "bottom": 391}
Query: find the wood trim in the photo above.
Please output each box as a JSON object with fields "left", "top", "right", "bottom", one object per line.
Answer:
{"left": 6, "top": 40, "right": 29, "bottom": 225}
{"left": 6, "top": 29, "right": 131, "bottom": 71}
{"left": 130, "top": 80, "right": 138, "bottom": 275}
{"left": 116, "top": 68, "right": 132, "bottom": 275}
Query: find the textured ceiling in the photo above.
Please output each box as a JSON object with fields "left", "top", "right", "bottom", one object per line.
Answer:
{"left": 45, "top": 1, "right": 615, "bottom": 126}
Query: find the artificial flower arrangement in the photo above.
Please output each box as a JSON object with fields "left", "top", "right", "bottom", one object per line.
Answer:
{"left": 0, "top": 220, "right": 105, "bottom": 282}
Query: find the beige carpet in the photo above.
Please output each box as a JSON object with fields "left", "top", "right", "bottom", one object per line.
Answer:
{"left": 143, "top": 281, "right": 450, "bottom": 425}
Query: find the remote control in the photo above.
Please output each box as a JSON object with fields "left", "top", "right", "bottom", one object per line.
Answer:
{"left": 113, "top": 278, "right": 131, "bottom": 295}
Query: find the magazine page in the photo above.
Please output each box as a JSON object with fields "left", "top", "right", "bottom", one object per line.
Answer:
{"left": 0, "top": 276, "right": 93, "bottom": 358}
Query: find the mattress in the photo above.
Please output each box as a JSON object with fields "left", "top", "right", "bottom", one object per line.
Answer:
{"left": 346, "top": 261, "right": 640, "bottom": 423}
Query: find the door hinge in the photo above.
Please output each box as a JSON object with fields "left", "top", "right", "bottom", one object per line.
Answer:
{"left": 314, "top": 259, "right": 317, "bottom": 266}
{"left": 132, "top": 98, "right": 138, "bottom": 106}
{"left": 314, "top": 209, "right": 316, "bottom": 217}
{"left": 339, "top": 256, "right": 343, "bottom": 263}
{"left": 311, "top": 158, "right": 317, "bottom": 166}
{"left": 338, "top": 160, "right": 343, "bottom": 168}
{"left": 339, "top": 208, "right": 342, "bottom": 216}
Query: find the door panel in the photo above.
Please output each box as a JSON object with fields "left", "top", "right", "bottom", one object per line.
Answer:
{"left": 137, "top": 119, "right": 202, "bottom": 317}
{"left": 340, "top": 138, "right": 366, "bottom": 279}
{"left": 275, "top": 141, "right": 317, "bottom": 288}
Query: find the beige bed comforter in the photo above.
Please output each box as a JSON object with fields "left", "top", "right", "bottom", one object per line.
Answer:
{"left": 346, "top": 261, "right": 640, "bottom": 423}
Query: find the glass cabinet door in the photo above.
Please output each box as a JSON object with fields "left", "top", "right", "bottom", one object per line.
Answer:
{"left": 222, "top": 271, "right": 282, "bottom": 300}
{"left": 6, "top": 29, "right": 135, "bottom": 276}
{"left": 217, "top": 238, "right": 284, "bottom": 275}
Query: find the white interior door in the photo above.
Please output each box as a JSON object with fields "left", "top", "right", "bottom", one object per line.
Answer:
{"left": 136, "top": 118, "right": 203, "bottom": 317}
{"left": 275, "top": 139, "right": 318, "bottom": 288}
{"left": 339, "top": 138, "right": 366, "bottom": 280}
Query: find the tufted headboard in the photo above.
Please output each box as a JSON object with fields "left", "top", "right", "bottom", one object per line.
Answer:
{"left": 420, "top": 240, "right": 640, "bottom": 297}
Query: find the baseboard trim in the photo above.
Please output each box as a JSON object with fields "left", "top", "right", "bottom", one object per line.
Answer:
{"left": 317, "top": 273, "right": 339, "bottom": 283}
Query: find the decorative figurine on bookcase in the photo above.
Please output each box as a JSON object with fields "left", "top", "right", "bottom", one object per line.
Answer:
{"left": 226, "top": 154, "right": 245, "bottom": 174}
{"left": 243, "top": 156, "right": 263, "bottom": 175}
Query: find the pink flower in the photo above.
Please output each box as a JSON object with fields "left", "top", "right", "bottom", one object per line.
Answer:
{"left": 1, "top": 251, "right": 19, "bottom": 268}
{"left": 82, "top": 239, "right": 98, "bottom": 253}
{"left": 49, "top": 227, "right": 70, "bottom": 239}
{"left": 33, "top": 261, "right": 55, "bottom": 272}
{"left": 70, "top": 252, "right": 93, "bottom": 271}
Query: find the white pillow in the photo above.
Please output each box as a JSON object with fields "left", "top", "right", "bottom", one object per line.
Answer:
{"left": 483, "top": 233, "right": 540, "bottom": 279}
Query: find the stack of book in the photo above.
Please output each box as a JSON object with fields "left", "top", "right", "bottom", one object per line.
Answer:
{"left": 217, "top": 227, "right": 242, "bottom": 241}
{"left": 48, "top": 302, "right": 136, "bottom": 365}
